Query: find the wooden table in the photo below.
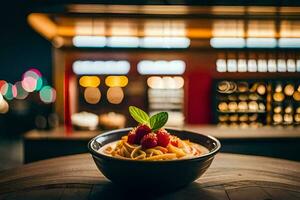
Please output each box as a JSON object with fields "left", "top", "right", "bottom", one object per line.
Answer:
{"left": 1, "top": 153, "right": 299, "bottom": 200}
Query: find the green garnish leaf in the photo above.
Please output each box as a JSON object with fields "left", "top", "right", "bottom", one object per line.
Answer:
{"left": 150, "top": 112, "right": 168, "bottom": 132}
{"left": 129, "top": 106, "right": 150, "bottom": 125}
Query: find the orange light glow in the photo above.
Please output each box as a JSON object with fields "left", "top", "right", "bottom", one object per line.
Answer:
{"left": 79, "top": 76, "right": 100, "bottom": 87}
{"left": 107, "top": 87, "right": 124, "bottom": 104}
{"left": 84, "top": 87, "right": 101, "bottom": 104}
{"left": 105, "top": 76, "right": 128, "bottom": 87}
{"left": 27, "top": 13, "right": 57, "bottom": 39}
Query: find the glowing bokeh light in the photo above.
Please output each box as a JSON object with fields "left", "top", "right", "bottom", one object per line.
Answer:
{"left": 147, "top": 76, "right": 184, "bottom": 89}
{"left": 22, "top": 76, "right": 37, "bottom": 92}
{"left": 84, "top": 87, "right": 101, "bottom": 104}
{"left": 0, "top": 81, "right": 8, "bottom": 95}
{"left": 22, "top": 68, "right": 43, "bottom": 92}
{"left": 14, "top": 81, "right": 29, "bottom": 99}
{"left": 12, "top": 85, "right": 17, "bottom": 98}
{"left": 173, "top": 77, "right": 185, "bottom": 89}
{"left": 147, "top": 76, "right": 163, "bottom": 89}
{"left": 137, "top": 60, "right": 186, "bottom": 75}
{"left": 73, "top": 36, "right": 107, "bottom": 47}
{"left": 0, "top": 80, "right": 7, "bottom": 93}
{"left": 35, "top": 77, "right": 43, "bottom": 91}
{"left": 79, "top": 76, "right": 100, "bottom": 87}
{"left": 39, "top": 86, "right": 56, "bottom": 103}
{"left": 210, "top": 37, "right": 245, "bottom": 48}
{"left": 73, "top": 60, "right": 130, "bottom": 75}
{"left": 22, "top": 68, "right": 42, "bottom": 80}
{"left": 107, "top": 87, "right": 124, "bottom": 104}
{"left": 105, "top": 76, "right": 128, "bottom": 87}
{"left": 3, "top": 83, "right": 13, "bottom": 100}
{"left": 140, "top": 37, "right": 190, "bottom": 48}
{"left": 0, "top": 68, "right": 53, "bottom": 104}
{"left": 0, "top": 97, "right": 9, "bottom": 114}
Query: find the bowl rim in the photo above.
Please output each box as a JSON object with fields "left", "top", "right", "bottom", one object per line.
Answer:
{"left": 88, "top": 127, "right": 221, "bottom": 163}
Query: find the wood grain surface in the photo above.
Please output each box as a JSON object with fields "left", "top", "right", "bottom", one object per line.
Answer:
{"left": 0, "top": 153, "right": 299, "bottom": 200}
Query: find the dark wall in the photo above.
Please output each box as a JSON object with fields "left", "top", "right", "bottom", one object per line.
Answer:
{"left": 0, "top": 2, "right": 52, "bottom": 83}
{"left": 0, "top": 2, "right": 52, "bottom": 135}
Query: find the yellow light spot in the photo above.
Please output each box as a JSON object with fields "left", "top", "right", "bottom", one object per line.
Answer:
{"left": 107, "top": 87, "right": 124, "bottom": 104}
{"left": 147, "top": 76, "right": 184, "bottom": 89}
{"left": 84, "top": 87, "right": 101, "bottom": 104}
{"left": 105, "top": 76, "right": 128, "bottom": 87}
{"left": 79, "top": 76, "right": 100, "bottom": 87}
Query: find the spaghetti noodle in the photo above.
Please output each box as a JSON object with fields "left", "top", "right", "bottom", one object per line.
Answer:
{"left": 100, "top": 135, "right": 209, "bottom": 161}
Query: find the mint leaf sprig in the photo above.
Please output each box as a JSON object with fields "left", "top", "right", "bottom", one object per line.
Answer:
{"left": 129, "top": 106, "right": 168, "bottom": 132}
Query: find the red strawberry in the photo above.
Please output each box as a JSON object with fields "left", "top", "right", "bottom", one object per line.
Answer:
{"left": 156, "top": 129, "right": 170, "bottom": 147}
{"left": 141, "top": 133, "right": 158, "bottom": 149}
{"left": 170, "top": 136, "right": 179, "bottom": 147}
{"left": 127, "top": 131, "right": 136, "bottom": 144}
{"left": 135, "top": 125, "right": 151, "bottom": 144}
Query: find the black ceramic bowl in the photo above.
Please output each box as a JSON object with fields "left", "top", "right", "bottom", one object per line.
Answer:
{"left": 88, "top": 128, "right": 221, "bottom": 190}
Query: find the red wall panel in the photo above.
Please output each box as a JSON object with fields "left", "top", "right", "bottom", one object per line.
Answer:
{"left": 186, "top": 71, "right": 213, "bottom": 124}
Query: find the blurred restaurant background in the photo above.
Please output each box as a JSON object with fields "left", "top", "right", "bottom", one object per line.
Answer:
{"left": 0, "top": 1, "right": 300, "bottom": 169}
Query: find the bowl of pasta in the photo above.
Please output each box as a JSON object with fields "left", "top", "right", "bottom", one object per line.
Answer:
{"left": 88, "top": 106, "right": 221, "bottom": 190}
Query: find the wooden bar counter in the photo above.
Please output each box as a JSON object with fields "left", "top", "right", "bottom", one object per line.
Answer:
{"left": 0, "top": 153, "right": 299, "bottom": 199}
{"left": 23, "top": 125, "right": 300, "bottom": 162}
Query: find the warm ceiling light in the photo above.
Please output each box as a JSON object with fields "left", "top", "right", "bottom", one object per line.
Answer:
{"left": 72, "top": 36, "right": 190, "bottom": 49}
{"left": 27, "top": 13, "right": 57, "bottom": 39}
{"left": 280, "top": 20, "right": 300, "bottom": 38}
{"left": 73, "top": 60, "right": 130, "bottom": 75}
{"left": 278, "top": 38, "right": 300, "bottom": 48}
{"left": 52, "top": 36, "right": 64, "bottom": 48}
{"left": 73, "top": 36, "right": 106, "bottom": 47}
{"left": 107, "top": 36, "right": 139, "bottom": 48}
{"left": 246, "top": 38, "right": 277, "bottom": 48}
{"left": 144, "top": 21, "right": 186, "bottom": 37}
{"left": 105, "top": 76, "right": 128, "bottom": 87}
{"left": 110, "top": 22, "right": 137, "bottom": 36}
{"left": 247, "top": 20, "right": 275, "bottom": 37}
{"left": 210, "top": 38, "right": 245, "bottom": 48}
{"left": 212, "top": 20, "right": 244, "bottom": 37}
{"left": 74, "top": 20, "right": 105, "bottom": 36}
{"left": 137, "top": 60, "right": 186, "bottom": 75}
{"left": 75, "top": 20, "right": 93, "bottom": 35}
{"left": 140, "top": 37, "right": 190, "bottom": 48}
{"left": 79, "top": 76, "right": 100, "bottom": 87}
